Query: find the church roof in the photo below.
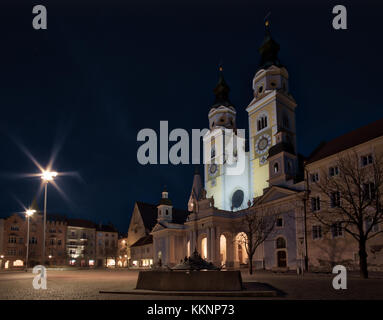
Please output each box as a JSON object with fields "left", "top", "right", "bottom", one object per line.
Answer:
{"left": 307, "top": 118, "right": 383, "bottom": 164}
{"left": 211, "top": 67, "right": 233, "bottom": 109}
{"left": 136, "top": 202, "right": 158, "bottom": 231}
{"left": 136, "top": 201, "right": 190, "bottom": 231}
{"left": 258, "top": 19, "right": 283, "bottom": 70}
{"left": 190, "top": 167, "right": 203, "bottom": 201}
{"left": 130, "top": 234, "right": 153, "bottom": 248}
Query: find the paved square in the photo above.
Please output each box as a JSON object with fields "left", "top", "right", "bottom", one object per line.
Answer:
{"left": 0, "top": 269, "right": 382, "bottom": 300}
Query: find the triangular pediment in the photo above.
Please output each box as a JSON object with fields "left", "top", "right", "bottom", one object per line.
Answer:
{"left": 257, "top": 186, "right": 298, "bottom": 204}
{"left": 151, "top": 222, "right": 166, "bottom": 233}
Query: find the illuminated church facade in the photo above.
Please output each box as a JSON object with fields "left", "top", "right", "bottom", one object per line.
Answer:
{"left": 128, "top": 21, "right": 307, "bottom": 271}
{"left": 127, "top": 21, "right": 383, "bottom": 272}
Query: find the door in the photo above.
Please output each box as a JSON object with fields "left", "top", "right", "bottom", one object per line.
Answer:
{"left": 277, "top": 250, "right": 287, "bottom": 268}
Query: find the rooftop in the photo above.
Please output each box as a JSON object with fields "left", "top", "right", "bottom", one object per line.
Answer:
{"left": 130, "top": 234, "right": 153, "bottom": 248}
{"left": 307, "top": 118, "right": 383, "bottom": 164}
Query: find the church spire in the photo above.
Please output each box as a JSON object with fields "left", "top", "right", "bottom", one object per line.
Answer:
{"left": 258, "top": 14, "right": 282, "bottom": 70}
{"left": 188, "top": 166, "right": 203, "bottom": 212}
{"left": 211, "top": 64, "right": 232, "bottom": 109}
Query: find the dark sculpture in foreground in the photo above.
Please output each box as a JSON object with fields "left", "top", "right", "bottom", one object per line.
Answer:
{"left": 171, "top": 249, "right": 221, "bottom": 271}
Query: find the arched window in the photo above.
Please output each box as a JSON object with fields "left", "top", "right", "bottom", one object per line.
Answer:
{"left": 257, "top": 114, "right": 268, "bottom": 131}
{"left": 276, "top": 237, "right": 286, "bottom": 249}
{"left": 274, "top": 162, "right": 279, "bottom": 173}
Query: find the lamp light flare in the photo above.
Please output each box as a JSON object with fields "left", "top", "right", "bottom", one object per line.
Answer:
{"left": 25, "top": 209, "right": 36, "bottom": 217}
{"left": 41, "top": 170, "right": 58, "bottom": 182}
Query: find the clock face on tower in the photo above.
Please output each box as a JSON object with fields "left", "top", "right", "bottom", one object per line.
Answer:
{"left": 208, "top": 164, "right": 218, "bottom": 176}
{"left": 255, "top": 134, "right": 271, "bottom": 155}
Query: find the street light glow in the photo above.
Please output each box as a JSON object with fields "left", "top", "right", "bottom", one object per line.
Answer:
{"left": 25, "top": 209, "right": 36, "bottom": 217}
{"left": 41, "top": 170, "right": 58, "bottom": 182}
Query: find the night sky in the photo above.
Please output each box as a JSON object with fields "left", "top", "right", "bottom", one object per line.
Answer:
{"left": 1, "top": 0, "right": 382, "bottom": 233}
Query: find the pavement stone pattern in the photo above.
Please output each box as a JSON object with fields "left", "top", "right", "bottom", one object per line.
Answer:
{"left": 0, "top": 269, "right": 382, "bottom": 300}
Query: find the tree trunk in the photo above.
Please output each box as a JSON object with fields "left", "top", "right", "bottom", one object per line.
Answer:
{"left": 248, "top": 255, "right": 253, "bottom": 275}
{"left": 359, "top": 238, "right": 369, "bottom": 279}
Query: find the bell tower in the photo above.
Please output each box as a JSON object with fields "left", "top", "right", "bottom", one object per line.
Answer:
{"left": 204, "top": 66, "right": 250, "bottom": 211}
{"left": 246, "top": 17, "right": 297, "bottom": 198}
{"left": 157, "top": 187, "right": 173, "bottom": 222}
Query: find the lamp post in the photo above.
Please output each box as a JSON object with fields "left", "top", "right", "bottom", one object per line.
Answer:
{"left": 25, "top": 209, "right": 36, "bottom": 271}
{"left": 41, "top": 170, "right": 57, "bottom": 264}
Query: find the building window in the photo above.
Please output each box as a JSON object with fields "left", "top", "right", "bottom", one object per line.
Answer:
{"left": 365, "top": 218, "right": 379, "bottom": 233}
{"left": 8, "top": 236, "right": 17, "bottom": 244}
{"left": 329, "top": 166, "right": 339, "bottom": 177}
{"left": 361, "top": 154, "right": 373, "bottom": 167}
{"left": 276, "top": 217, "right": 283, "bottom": 227}
{"left": 10, "top": 225, "right": 19, "bottom": 231}
{"left": 257, "top": 115, "right": 268, "bottom": 131}
{"left": 30, "top": 237, "right": 37, "bottom": 244}
{"left": 274, "top": 162, "right": 279, "bottom": 173}
{"left": 330, "top": 191, "right": 341, "bottom": 208}
{"left": 363, "top": 182, "right": 375, "bottom": 200}
{"left": 310, "top": 172, "right": 319, "bottom": 183}
{"left": 49, "top": 239, "right": 55, "bottom": 245}
{"left": 57, "top": 240, "right": 62, "bottom": 246}
{"left": 311, "top": 197, "right": 321, "bottom": 212}
{"left": 312, "top": 225, "right": 322, "bottom": 239}
{"left": 7, "top": 249, "right": 16, "bottom": 256}
{"left": 276, "top": 237, "right": 286, "bottom": 249}
{"left": 211, "top": 147, "right": 216, "bottom": 159}
{"left": 18, "top": 237, "right": 24, "bottom": 244}
{"left": 331, "top": 222, "right": 343, "bottom": 238}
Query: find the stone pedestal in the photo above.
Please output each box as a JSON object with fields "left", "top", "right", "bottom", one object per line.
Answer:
{"left": 136, "top": 270, "right": 242, "bottom": 291}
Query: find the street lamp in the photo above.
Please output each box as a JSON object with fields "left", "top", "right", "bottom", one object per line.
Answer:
{"left": 25, "top": 209, "right": 36, "bottom": 271}
{"left": 41, "top": 170, "right": 57, "bottom": 263}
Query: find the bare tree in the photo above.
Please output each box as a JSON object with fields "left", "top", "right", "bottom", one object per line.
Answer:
{"left": 311, "top": 151, "right": 383, "bottom": 278}
{"left": 237, "top": 206, "right": 277, "bottom": 275}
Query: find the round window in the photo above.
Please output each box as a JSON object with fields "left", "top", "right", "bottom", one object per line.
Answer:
{"left": 231, "top": 190, "right": 244, "bottom": 209}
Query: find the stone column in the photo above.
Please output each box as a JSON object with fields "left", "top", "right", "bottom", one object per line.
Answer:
{"left": 170, "top": 234, "right": 175, "bottom": 265}
{"left": 226, "top": 233, "right": 235, "bottom": 269}
{"left": 216, "top": 226, "right": 221, "bottom": 266}
{"left": 188, "top": 230, "right": 192, "bottom": 255}
{"left": 182, "top": 233, "right": 187, "bottom": 259}
{"left": 192, "top": 230, "right": 197, "bottom": 253}
{"left": 210, "top": 227, "right": 216, "bottom": 263}
{"left": 206, "top": 228, "right": 211, "bottom": 261}
{"left": 165, "top": 235, "right": 170, "bottom": 265}
{"left": 153, "top": 236, "right": 158, "bottom": 263}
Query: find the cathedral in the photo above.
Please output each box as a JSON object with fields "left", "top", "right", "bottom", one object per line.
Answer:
{"left": 128, "top": 20, "right": 307, "bottom": 271}
{"left": 127, "top": 20, "right": 383, "bottom": 272}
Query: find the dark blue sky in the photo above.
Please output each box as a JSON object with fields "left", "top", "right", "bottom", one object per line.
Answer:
{"left": 0, "top": 0, "right": 382, "bottom": 233}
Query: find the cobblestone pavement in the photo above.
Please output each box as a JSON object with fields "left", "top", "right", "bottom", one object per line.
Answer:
{"left": 0, "top": 269, "right": 382, "bottom": 300}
